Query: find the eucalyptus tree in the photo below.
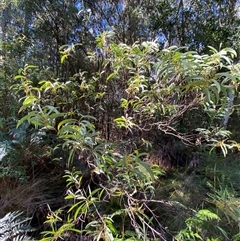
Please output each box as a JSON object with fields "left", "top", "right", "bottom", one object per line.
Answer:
{"left": 16, "top": 0, "right": 95, "bottom": 79}
{"left": 2, "top": 0, "right": 240, "bottom": 79}
{"left": 150, "top": 0, "right": 240, "bottom": 52}
{"left": 80, "top": 0, "right": 156, "bottom": 44}
{"left": 0, "top": 1, "right": 28, "bottom": 128}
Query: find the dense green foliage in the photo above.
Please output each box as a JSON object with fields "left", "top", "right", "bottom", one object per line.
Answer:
{"left": 0, "top": 0, "right": 240, "bottom": 240}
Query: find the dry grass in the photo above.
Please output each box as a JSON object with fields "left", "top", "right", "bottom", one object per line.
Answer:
{"left": 0, "top": 175, "right": 65, "bottom": 219}
{"left": 145, "top": 149, "right": 173, "bottom": 171}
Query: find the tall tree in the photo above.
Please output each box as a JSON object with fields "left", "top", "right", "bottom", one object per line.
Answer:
{"left": 150, "top": 0, "right": 240, "bottom": 52}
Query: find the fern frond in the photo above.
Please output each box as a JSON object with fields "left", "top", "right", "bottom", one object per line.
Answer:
{"left": 196, "top": 209, "right": 220, "bottom": 221}
{"left": 0, "top": 211, "right": 34, "bottom": 241}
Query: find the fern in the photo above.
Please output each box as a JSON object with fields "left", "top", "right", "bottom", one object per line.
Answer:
{"left": 207, "top": 183, "right": 240, "bottom": 232}
{"left": 174, "top": 209, "right": 226, "bottom": 241}
{"left": 0, "top": 211, "right": 34, "bottom": 241}
{"left": 195, "top": 209, "right": 220, "bottom": 222}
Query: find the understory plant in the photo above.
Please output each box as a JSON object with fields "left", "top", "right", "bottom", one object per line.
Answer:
{"left": 174, "top": 209, "right": 226, "bottom": 241}
{"left": 13, "top": 34, "right": 240, "bottom": 240}
{"left": 14, "top": 66, "right": 165, "bottom": 240}
{"left": 0, "top": 211, "right": 34, "bottom": 241}
{"left": 41, "top": 158, "right": 163, "bottom": 241}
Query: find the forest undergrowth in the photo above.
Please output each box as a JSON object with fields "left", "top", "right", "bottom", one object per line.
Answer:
{"left": 0, "top": 1, "right": 240, "bottom": 240}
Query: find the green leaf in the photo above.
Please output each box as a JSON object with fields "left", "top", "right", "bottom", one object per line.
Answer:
{"left": 14, "top": 75, "right": 25, "bottom": 80}
{"left": 196, "top": 209, "right": 220, "bottom": 221}
{"left": 185, "top": 75, "right": 205, "bottom": 82}
{"left": 204, "top": 89, "right": 213, "bottom": 104}
{"left": 212, "top": 80, "right": 221, "bottom": 94}
{"left": 138, "top": 160, "right": 156, "bottom": 181}
{"left": 25, "top": 64, "right": 38, "bottom": 70}
{"left": 17, "top": 112, "right": 38, "bottom": 128}
{"left": 61, "top": 54, "right": 68, "bottom": 63}
{"left": 107, "top": 71, "right": 119, "bottom": 81}
{"left": 22, "top": 95, "right": 37, "bottom": 105}
{"left": 57, "top": 119, "right": 78, "bottom": 130}
{"left": 105, "top": 218, "right": 117, "bottom": 235}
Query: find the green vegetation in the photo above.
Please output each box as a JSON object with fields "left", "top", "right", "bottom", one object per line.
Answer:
{"left": 0, "top": 0, "right": 240, "bottom": 240}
